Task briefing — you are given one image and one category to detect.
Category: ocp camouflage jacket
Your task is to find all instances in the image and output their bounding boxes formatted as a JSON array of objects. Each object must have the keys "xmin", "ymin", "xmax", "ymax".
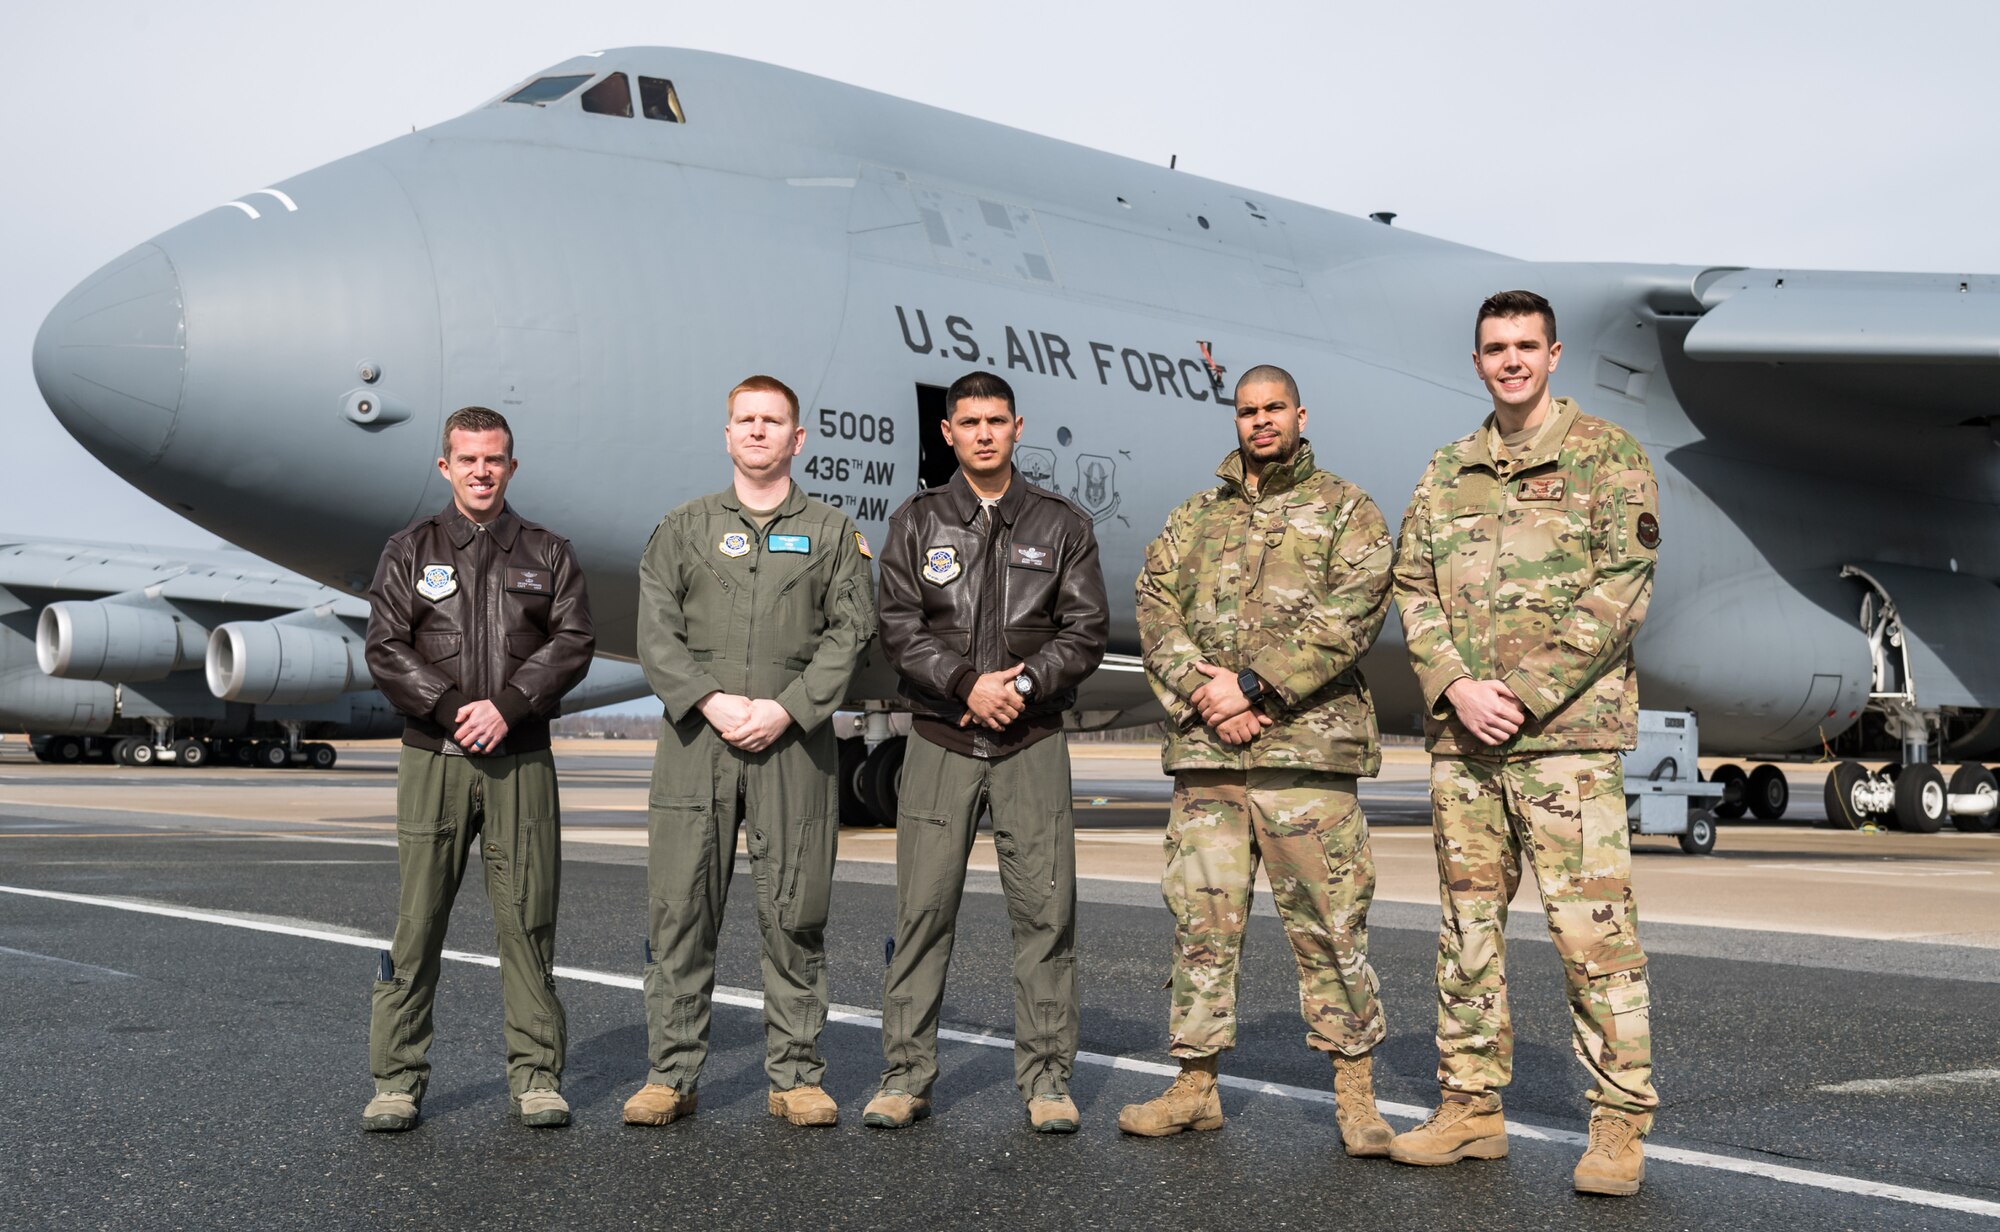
[
  {"xmin": 1137, "ymin": 441, "xmax": 1393, "ymax": 776},
  {"xmin": 1393, "ymin": 397, "xmax": 1658, "ymax": 755}
]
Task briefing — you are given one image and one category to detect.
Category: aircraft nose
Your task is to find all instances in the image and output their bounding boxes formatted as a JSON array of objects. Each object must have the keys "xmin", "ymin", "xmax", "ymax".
[{"xmin": 33, "ymin": 243, "xmax": 186, "ymax": 472}]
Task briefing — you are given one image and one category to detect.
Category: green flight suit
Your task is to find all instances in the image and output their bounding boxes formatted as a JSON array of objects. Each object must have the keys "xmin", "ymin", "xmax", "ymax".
[{"xmin": 636, "ymin": 483, "xmax": 876, "ymax": 1093}]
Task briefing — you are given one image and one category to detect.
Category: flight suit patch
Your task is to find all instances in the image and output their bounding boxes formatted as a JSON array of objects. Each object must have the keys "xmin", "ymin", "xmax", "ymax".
[
  {"xmin": 768, "ymin": 534, "xmax": 811, "ymax": 554},
  {"xmin": 505, "ymin": 566, "xmax": 549, "ymax": 593},
  {"xmin": 853, "ymin": 531, "xmax": 873, "ymax": 559},
  {"xmin": 1636, "ymin": 512, "xmax": 1661, "ymax": 549},
  {"xmin": 922, "ymin": 546, "xmax": 961, "ymax": 585},
  {"xmin": 416, "ymin": 564, "xmax": 457, "ymax": 601},
  {"xmin": 719, "ymin": 532, "xmax": 751, "ymax": 558},
  {"xmin": 1008, "ymin": 543, "xmax": 1054, "ymax": 571},
  {"xmin": 1517, "ymin": 476, "xmax": 1566, "ymax": 502}
]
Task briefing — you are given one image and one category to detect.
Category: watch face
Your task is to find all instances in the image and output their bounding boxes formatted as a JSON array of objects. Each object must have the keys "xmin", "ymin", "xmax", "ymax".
[{"xmin": 1015, "ymin": 676, "xmax": 1034, "ymax": 695}]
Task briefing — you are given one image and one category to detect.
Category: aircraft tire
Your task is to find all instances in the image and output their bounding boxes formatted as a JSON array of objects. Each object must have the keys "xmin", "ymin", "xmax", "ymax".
[
  {"xmin": 130, "ymin": 741, "xmax": 156, "ymax": 766},
  {"xmin": 1947, "ymin": 763, "xmax": 1998, "ymax": 833},
  {"xmin": 1677, "ymin": 810, "xmax": 1717, "ymax": 855},
  {"xmin": 1893, "ymin": 763, "xmax": 1947, "ymax": 833},
  {"xmin": 858, "ymin": 736, "xmax": 905, "ymax": 827},
  {"xmin": 49, "ymin": 736, "xmax": 85, "ymax": 764},
  {"xmin": 837, "ymin": 737, "xmax": 869, "ymax": 826},
  {"xmin": 1747, "ymin": 764, "xmax": 1789, "ymax": 820},
  {"xmin": 253, "ymin": 741, "xmax": 289, "ymax": 769},
  {"xmin": 306, "ymin": 743, "xmax": 337, "ymax": 770},
  {"xmin": 174, "ymin": 738, "xmax": 208, "ymax": 768},
  {"xmin": 111, "ymin": 738, "xmax": 138, "ymax": 766},
  {"xmin": 1821, "ymin": 761, "xmax": 1869, "ymax": 829},
  {"xmin": 1708, "ymin": 763, "xmax": 1748, "ymax": 819},
  {"xmin": 232, "ymin": 741, "xmax": 256, "ymax": 766}
]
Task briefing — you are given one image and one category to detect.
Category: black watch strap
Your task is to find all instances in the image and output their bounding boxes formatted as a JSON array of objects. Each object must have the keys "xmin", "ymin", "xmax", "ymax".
[{"xmin": 1237, "ymin": 669, "xmax": 1265, "ymax": 704}]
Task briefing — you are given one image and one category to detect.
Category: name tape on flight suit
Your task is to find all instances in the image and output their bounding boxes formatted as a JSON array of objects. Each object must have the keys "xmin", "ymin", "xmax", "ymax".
[{"xmin": 768, "ymin": 534, "xmax": 811, "ymax": 553}]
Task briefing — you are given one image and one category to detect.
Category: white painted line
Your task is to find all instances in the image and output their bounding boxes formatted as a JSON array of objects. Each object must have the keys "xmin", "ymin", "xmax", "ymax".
[
  {"xmin": 4, "ymin": 882, "xmax": 1998, "ymax": 1219},
  {"xmin": 1817, "ymin": 1068, "xmax": 2000, "ymax": 1095},
  {"xmin": 247, "ymin": 188, "xmax": 298, "ymax": 212},
  {"xmin": 0, "ymin": 943, "xmax": 133, "ymax": 978},
  {"xmin": 1748, "ymin": 863, "xmax": 1991, "ymax": 878},
  {"xmin": 221, "ymin": 201, "xmax": 260, "ymax": 219}
]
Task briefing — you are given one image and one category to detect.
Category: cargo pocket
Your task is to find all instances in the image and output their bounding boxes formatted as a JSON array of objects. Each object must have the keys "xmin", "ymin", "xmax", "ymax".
[
  {"xmin": 1566, "ymin": 761, "xmax": 1645, "ymax": 979},
  {"xmin": 781, "ymin": 814, "xmax": 835, "ymax": 932},
  {"xmin": 646, "ymin": 795, "xmax": 713, "ymax": 906},
  {"xmin": 895, "ymin": 811, "xmax": 956, "ymax": 912},
  {"xmin": 993, "ymin": 821, "xmax": 1055, "ymax": 924},
  {"xmin": 517, "ymin": 811, "xmax": 559, "ymax": 933}
]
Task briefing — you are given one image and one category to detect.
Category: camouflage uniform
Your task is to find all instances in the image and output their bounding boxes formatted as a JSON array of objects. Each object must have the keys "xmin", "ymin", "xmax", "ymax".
[
  {"xmin": 1136, "ymin": 440, "xmax": 1393, "ymax": 1058},
  {"xmin": 1394, "ymin": 396, "xmax": 1660, "ymax": 1123}
]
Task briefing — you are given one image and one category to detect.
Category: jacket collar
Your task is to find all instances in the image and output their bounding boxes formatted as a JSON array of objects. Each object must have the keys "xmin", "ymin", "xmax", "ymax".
[
  {"xmin": 717, "ymin": 480, "xmax": 808, "ymax": 522},
  {"xmin": 1215, "ymin": 439, "xmax": 1317, "ymax": 500},
  {"xmin": 1460, "ymin": 397, "xmax": 1579, "ymax": 473},
  {"xmin": 441, "ymin": 503, "xmax": 520, "ymax": 551},
  {"xmin": 944, "ymin": 466, "xmax": 1028, "ymax": 527}
]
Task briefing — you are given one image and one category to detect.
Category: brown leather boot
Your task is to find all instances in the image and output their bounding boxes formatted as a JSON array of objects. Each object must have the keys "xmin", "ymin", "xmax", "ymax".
[
  {"xmin": 1332, "ymin": 1053, "xmax": 1393, "ymax": 1158},
  {"xmin": 768, "ymin": 1084, "xmax": 839, "ymax": 1127},
  {"xmin": 1388, "ymin": 1093, "xmax": 1508, "ymax": 1165},
  {"xmin": 622, "ymin": 1083, "xmax": 697, "ymax": 1126},
  {"xmin": 1573, "ymin": 1107, "xmax": 1647, "ymax": 1196},
  {"xmin": 1117, "ymin": 1056, "xmax": 1224, "ymax": 1137}
]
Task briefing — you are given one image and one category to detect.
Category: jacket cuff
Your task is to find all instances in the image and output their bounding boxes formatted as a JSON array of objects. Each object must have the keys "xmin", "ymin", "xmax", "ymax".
[
  {"xmin": 494, "ymin": 685, "xmax": 535, "ymax": 728},
  {"xmin": 431, "ymin": 689, "xmax": 470, "ymax": 728},
  {"xmin": 1419, "ymin": 666, "xmax": 1469, "ymax": 719},
  {"xmin": 1501, "ymin": 668, "xmax": 1561, "ymax": 724},
  {"xmin": 948, "ymin": 664, "xmax": 978, "ymax": 701}
]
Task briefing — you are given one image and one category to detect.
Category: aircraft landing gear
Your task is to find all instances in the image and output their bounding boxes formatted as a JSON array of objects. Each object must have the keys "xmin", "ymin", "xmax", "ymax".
[
  {"xmin": 174, "ymin": 738, "xmax": 209, "ymax": 768},
  {"xmin": 856, "ymin": 737, "xmax": 906, "ymax": 827},
  {"xmin": 253, "ymin": 740, "xmax": 289, "ymax": 769},
  {"xmin": 1821, "ymin": 760, "xmax": 1886, "ymax": 829},
  {"xmin": 1893, "ymin": 763, "xmax": 1947, "ymax": 833},
  {"xmin": 305, "ymin": 742, "xmax": 337, "ymax": 769},
  {"xmin": 1948, "ymin": 763, "xmax": 1998, "ymax": 833},
  {"xmin": 1746, "ymin": 764, "xmax": 1790, "ymax": 820}
]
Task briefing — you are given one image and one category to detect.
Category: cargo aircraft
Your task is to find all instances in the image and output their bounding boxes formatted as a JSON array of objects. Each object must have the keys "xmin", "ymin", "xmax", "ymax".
[{"xmin": 31, "ymin": 50, "xmax": 2000, "ymax": 829}]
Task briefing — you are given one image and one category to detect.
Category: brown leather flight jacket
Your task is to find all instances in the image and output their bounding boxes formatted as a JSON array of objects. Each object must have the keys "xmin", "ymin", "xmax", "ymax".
[
  {"xmin": 877, "ymin": 468, "xmax": 1109, "ymax": 756},
  {"xmin": 365, "ymin": 504, "xmax": 595, "ymax": 754}
]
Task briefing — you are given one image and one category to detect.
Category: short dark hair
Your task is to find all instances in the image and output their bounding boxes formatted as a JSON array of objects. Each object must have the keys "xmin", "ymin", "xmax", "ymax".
[
  {"xmin": 1475, "ymin": 290, "xmax": 1558, "ymax": 346},
  {"xmin": 441, "ymin": 406, "xmax": 513, "ymax": 458},
  {"xmin": 727, "ymin": 374, "xmax": 800, "ymax": 424},
  {"xmin": 945, "ymin": 370, "xmax": 1015, "ymax": 418},
  {"xmin": 1234, "ymin": 364, "xmax": 1300, "ymax": 406}
]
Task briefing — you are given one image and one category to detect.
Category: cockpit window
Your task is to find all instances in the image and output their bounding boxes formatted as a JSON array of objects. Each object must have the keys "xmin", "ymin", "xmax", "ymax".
[
  {"xmin": 581, "ymin": 73, "xmax": 633, "ymax": 118},
  {"xmin": 504, "ymin": 75, "xmax": 591, "ymax": 106},
  {"xmin": 639, "ymin": 77, "xmax": 686, "ymax": 123}
]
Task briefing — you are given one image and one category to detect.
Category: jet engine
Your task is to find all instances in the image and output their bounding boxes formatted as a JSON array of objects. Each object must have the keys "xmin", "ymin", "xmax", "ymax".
[
  {"xmin": 206, "ymin": 619, "xmax": 371, "ymax": 705},
  {"xmin": 37, "ymin": 597, "xmax": 201, "ymax": 682}
]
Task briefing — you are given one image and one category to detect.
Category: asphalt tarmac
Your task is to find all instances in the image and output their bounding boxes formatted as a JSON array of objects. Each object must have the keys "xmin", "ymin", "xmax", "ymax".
[{"xmin": 2, "ymin": 742, "xmax": 1997, "ymax": 1229}]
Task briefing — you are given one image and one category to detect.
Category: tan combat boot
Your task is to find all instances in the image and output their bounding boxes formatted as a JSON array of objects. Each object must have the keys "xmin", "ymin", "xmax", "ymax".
[
  {"xmin": 1573, "ymin": 1107, "xmax": 1647, "ymax": 1196},
  {"xmin": 768, "ymin": 1084, "xmax": 839, "ymax": 1127},
  {"xmin": 1332, "ymin": 1053, "xmax": 1393, "ymax": 1157},
  {"xmin": 1117, "ymin": 1056, "xmax": 1224, "ymax": 1137},
  {"xmin": 622, "ymin": 1083, "xmax": 697, "ymax": 1126},
  {"xmin": 861, "ymin": 1088, "xmax": 931, "ymax": 1129},
  {"xmin": 514, "ymin": 1088, "xmax": 570, "ymax": 1128},
  {"xmin": 1028, "ymin": 1093, "xmax": 1079, "ymax": 1134},
  {"xmin": 1388, "ymin": 1093, "xmax": 1508, "ymax": 1165},
  {"xmin": 361, "ymin": 1090, "xmax": 419, "ymax": 1133}
]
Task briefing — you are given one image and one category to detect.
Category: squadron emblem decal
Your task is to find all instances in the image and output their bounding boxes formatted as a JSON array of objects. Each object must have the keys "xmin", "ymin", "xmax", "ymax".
[
  {"xmin": 719, "ymin": 532, "xmax": 751, "ymax": 558},
  {"xmin": 922, "ymin": 546, "xmax": 961, "ymax": 585},
  {"xmin": 416, "ymin": 564, "xmax": 457, "ymax": 601}
]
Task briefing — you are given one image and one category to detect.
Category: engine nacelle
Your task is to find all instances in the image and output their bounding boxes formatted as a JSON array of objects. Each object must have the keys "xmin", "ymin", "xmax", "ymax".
[
  {"xmin": 206, "ymin": 620, "xmax": 372, "ymax": 705},
  {"xmin": 37, "ymin": 598, "xmax": 199, "ymax": 682}
]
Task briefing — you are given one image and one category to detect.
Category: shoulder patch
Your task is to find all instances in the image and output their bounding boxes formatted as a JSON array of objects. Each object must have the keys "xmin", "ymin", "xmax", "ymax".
[{"xmin": 853, "ymin": 530, "xmax": 873, "ymax": 558}]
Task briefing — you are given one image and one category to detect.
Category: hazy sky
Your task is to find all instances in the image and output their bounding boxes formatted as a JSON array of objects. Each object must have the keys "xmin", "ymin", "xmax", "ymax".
[{"xmin": 6, "ymin": 0, "xmax": 1998, "ymax": 547}]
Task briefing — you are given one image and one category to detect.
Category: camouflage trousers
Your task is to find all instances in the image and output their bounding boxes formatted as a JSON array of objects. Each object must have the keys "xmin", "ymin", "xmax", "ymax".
[
  {"xmin": 1428, "ymin": 752, "xmax": 1657, "ymax": 1122},
  {"xmin": 1161, "ymin": 768, "xmax": 1385, "ymax": 1059}
]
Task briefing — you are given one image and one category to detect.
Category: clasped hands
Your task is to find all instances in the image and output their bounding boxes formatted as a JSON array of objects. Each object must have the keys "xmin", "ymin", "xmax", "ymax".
[
  {"xmin": 1190, "ymin": 662, "xmax": 1272, "ymax": 746},
  {"xmin": 697, "ymin": 692, "xmax": 794, "ymax": 753},
  {"xmin": 959, "ymin": 663, "xmax": 1028, "ymax": 731},
  {"xmin": 1444, "ymin": 677, "xmax": 1528, "ymax": 745},
  {"xmin": 453, "ymin": 699, "xmax": 509, "ymax": 754}
]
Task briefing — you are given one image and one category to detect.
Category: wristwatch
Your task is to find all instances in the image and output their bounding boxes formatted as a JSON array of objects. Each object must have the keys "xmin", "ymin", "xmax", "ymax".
[
  {"xmin": 1237, "ymin": 669, "xmax": 1265, "ymax": 705},
  {"xmin": 1014, "ymin": 672, "xmax": 1036, "ymax": 699}
]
